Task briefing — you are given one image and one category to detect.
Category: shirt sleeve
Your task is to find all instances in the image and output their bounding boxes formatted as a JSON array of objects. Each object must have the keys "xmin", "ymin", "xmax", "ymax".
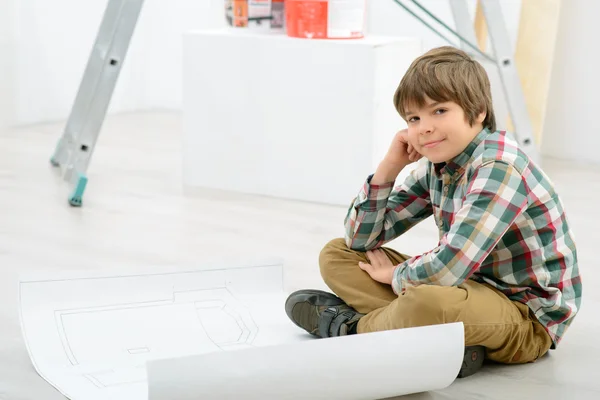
[
  {"xmin": 391, "ymin": 160, "xmax": 530, "ymax": 294},
  {"xmin": 344, "ymin": 161, "xmax": 433, "ymax": 251}
]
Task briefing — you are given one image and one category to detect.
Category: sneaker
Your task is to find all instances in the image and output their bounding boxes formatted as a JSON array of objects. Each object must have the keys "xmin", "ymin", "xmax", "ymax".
[
  {"xmin": 284, "ymin": 289, "xmax": 485, "ymax": 378},
  {"xmin": 458, "ymin": 345, "xmax": 486, "ymax": 378},
  {"xmin": 284, "ymin": 289, "xmax": 363, "ymax": 338}
]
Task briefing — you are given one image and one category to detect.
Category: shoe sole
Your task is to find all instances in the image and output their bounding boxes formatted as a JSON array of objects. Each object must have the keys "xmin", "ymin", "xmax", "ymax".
[
  {"xmin": 284, "ymin": 289, "xmax": 345, "ymax": 331},
  {"xmin": 457, "ymin": 345, "xmax": 486, "ymax": 378}
]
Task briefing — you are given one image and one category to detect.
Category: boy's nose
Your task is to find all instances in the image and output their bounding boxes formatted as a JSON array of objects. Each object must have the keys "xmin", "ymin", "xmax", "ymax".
[{"xmin": 419, "ymin": 123, "xmax": 434, "ymax": 135}]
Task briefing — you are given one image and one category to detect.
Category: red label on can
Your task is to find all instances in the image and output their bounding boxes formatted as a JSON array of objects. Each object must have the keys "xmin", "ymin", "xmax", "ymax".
[{"xmin": 286, "ymin": 1, "xmax": 329, "ymax": 39}]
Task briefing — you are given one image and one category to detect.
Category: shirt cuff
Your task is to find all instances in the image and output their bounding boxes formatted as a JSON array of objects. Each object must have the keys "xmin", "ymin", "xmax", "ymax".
[
  {"xmin": 356, "ymin": 174, "xmax": 394, "ymax": 211},
  {"xmin": 391, "ymin": 264, "xmax": 405, "ymax": 295}
]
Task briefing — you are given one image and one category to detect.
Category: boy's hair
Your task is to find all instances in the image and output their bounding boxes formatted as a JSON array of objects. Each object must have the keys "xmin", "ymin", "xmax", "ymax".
[{"xmin": 394, "ymin": 46, "xmax": 496, "ymax": 132}]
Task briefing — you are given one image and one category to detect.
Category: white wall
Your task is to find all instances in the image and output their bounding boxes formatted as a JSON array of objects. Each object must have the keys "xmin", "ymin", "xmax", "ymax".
[
  {"xmin": 14, "ymin": 0, "xmax": 594, "ymax": 164},
  {"xmin": 12, "ymin": 0, "xmax": 524, "ymax": 127},
  {"xmin": 366, "ymin": 0, "xmax": 523, "ymax": 52},
  {"xmin": 0, "ymin": 0, "xmax": 17, "ymax": 130},
  {"xmin": 15, "ymin": 0, "xmax": 222, "ymax": 125},
  {"xmin": 542, "ymin": 1, "xmax": 600, "ymax": 164}
]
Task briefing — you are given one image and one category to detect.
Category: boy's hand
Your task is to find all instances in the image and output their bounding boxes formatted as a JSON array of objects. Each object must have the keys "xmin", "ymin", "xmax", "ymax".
[
  {"xmin": 358, "ymin": 249, "xmax": 398, "ymax": 285},
  {"xmin": 372, "ymin": 130, "xmax": 423, "ymax": 184},
  {"xmin": 384, "ymin": 129, "xmax": 422, "ymax": 169}
]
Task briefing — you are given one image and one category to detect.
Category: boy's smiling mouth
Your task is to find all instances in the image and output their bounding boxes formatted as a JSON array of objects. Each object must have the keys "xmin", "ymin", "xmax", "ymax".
[{"xmin": 422, "ymin": 139, "xmax": 445, "ymax": 148}]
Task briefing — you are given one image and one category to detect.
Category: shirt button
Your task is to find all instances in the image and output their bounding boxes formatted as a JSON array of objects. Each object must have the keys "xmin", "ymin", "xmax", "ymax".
[{"xmin": 443, "ymin": 186, "xmax": 449, "ymax": 195}]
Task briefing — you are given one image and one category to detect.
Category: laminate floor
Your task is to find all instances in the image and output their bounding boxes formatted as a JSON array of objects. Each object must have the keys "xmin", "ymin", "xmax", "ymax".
[{"xmin": 1, "ymin": 112, "xmax": 598, "ymax": 399}]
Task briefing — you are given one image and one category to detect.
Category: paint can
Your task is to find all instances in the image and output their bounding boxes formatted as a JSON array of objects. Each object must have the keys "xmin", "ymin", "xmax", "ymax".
[
  {"xmin": 225, "ymin": 0, "xmax": 273, "ymax": 29},
  {"xmin": 286, "ymin": 0, "xmax": 366, "ymax": 39}
]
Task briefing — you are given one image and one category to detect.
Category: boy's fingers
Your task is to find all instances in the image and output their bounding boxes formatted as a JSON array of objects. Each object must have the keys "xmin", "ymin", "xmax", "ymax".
[
  {"xmin": 378, "ymin": 250, "xmax": 391, "ymax": 266},
  {"xmin": 374, "ymin": 249, "xmax": 387, "ymax": 265},
  {"xmin": 358, "ymin": 261, "xmax": 371, "ymax": 272},
  {"xmin": 365, "ymin": 252, "xmax": 377, "ymax": 267}
]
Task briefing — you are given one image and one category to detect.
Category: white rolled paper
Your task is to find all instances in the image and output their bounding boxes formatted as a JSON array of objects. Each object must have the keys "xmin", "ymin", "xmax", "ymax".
[
  {"xmin": 147, "ymin": 322, "xmax": 464, "ymax": 400},
  {"xmin": 19, "ymin": 261, "xmax": 464, "ymax": 400}
]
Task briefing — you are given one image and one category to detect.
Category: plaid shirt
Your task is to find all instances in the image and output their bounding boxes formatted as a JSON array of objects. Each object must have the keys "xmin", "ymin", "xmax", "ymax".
[{"xmin": 344, "ymin": 128, "xmax": 582, "ymax": 348}]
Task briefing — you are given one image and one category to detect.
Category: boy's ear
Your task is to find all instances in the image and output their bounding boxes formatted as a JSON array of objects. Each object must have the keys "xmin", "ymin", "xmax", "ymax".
[{"xmin": 476, "ymin": 111, "xmax": 486, "ymax": 124}]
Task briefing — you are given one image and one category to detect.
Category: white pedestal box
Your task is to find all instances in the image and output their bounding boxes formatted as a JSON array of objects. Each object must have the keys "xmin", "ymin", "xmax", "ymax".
[{"xmin": 182, "ymin": 30, "xmax": 421, "ymax": 206}]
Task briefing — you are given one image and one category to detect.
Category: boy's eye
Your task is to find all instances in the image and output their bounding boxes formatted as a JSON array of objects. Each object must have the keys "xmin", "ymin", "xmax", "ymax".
[
  {"xmin": 434, "ymin": 108, "xmax": 447, "ymax": 115},
  {"xmin": 408, "ymin": 116, "xmax": 419, "ymax": 123}
]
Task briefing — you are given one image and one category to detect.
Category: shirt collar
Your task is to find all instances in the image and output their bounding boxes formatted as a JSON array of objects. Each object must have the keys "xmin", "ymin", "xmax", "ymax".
[{"xmin": 433, "ymin": 128, "xmax": 491, "ymax": 178}]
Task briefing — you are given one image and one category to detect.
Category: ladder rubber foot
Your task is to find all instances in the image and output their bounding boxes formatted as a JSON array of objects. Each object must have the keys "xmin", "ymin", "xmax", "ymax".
[
  {"xmin": 68, "ymin": 174, "xmax": 88, "ymax": 207},
  {"xmin": 69, "ymin": 196, "xmax": 82, "ymax": 207}
]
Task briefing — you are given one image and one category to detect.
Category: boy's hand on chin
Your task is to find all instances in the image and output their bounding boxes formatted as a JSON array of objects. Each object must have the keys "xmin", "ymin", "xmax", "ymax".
[
  {"xmin": 372, "ymin": 129, "xmax": 423, "ymax": 185},
  {"xmin": 384, "ymin": 129, "xmax": 423, "ymax": 169}
]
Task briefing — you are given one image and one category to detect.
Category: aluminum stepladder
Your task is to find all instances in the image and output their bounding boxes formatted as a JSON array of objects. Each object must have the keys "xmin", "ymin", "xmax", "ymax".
[
  {"xmin": 393, "ymin": 0, "xmax": 540, "ymax": 165},
  {"xmin": 50, "ymin": 0, "xmax": 145, "ymax": 206}
]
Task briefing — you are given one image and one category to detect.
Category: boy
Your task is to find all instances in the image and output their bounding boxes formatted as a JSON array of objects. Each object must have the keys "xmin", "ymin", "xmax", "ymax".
[{"xmin": 284, "ymin": 46, "xmax": 582, "ymax": 377}]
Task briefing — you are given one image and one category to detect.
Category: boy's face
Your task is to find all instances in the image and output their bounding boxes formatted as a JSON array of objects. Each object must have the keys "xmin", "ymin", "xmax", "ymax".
[{"xmin": 404, "ymin": 97, "xmax": 486, "ymax": 164}]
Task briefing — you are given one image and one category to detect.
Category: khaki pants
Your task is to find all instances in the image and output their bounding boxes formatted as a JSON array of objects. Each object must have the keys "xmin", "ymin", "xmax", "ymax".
[{"xmin": 319, "ymin": 238, "xmax": 553, "ymax": 364}]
